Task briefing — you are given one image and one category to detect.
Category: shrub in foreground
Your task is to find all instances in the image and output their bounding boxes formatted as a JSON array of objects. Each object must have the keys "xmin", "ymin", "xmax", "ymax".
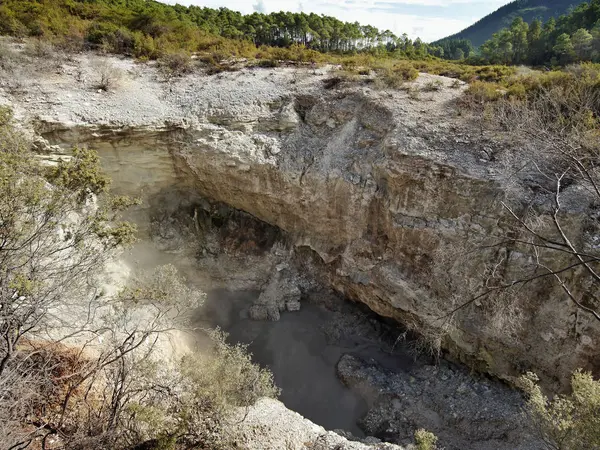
[{"xmin": 519, "ymin": 370, "xmax": 600, "ymax": 450}]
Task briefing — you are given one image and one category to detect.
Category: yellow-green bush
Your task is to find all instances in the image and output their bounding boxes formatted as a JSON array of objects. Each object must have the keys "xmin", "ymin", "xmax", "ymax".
[
  {"xmin": 414, "ymin": 429, "xmax": 439, "ymax": 450},
  {"xmin": 519, "ymin": 370, "xmax": 600, "ymax": 450},
  {"xmin": 506, "ymin": 82, "xmax": 527, "ymax": 100},
  {"xmin": 464, "ymin": 81, "xmax": 504, "ymax": 103}
]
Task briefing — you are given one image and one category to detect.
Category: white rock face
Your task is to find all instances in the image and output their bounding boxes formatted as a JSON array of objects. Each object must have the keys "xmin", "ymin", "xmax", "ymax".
[
  {"xmin": 6, "ymin": 52, "xmax": 599, "ymax": 391},
  {"xmin": 230, "ymin": 398, "xmax": 403, "ymax": 450}
]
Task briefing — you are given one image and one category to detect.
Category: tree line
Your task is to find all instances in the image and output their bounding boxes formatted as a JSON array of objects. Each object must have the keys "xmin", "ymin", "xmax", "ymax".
[{"xmin": 0, "ymin": 0, "xmax": 457, "ymax": 60}]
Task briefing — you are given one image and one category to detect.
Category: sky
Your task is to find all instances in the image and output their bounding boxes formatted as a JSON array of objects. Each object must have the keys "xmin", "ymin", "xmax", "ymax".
[{"xmin": 163, "ymin": 0, "xmax": 512, "ymax": 42}]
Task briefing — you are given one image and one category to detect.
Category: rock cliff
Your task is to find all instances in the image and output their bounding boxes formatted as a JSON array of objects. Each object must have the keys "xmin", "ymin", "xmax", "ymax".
[{"xmin": 6, "ymin": 52, "xmax": 598, "ymax": 389}]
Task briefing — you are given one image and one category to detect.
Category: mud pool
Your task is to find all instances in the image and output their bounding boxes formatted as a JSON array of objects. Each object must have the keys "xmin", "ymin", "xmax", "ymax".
[{"xmin": 196, "ymin": 289, "xmax": 418, "ymax": 437}]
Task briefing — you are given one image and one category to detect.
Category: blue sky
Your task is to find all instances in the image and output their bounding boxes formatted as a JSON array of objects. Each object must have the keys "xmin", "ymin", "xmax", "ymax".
[{"xmin": 163, "ymin": 0, "xmax": 511, "ymax": 42}]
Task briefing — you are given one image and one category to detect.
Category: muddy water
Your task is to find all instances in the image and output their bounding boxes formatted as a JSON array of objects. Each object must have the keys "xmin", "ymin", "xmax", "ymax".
[{"xmin": 197, "ymin": 290, "xmax": 400, "ymax": 437}]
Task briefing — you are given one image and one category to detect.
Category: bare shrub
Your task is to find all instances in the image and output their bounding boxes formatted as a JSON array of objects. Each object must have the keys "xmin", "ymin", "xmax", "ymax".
[
  {"xmin": 158, "ymin": 52, "xmax": 194, "ymax": 78},
  {"xmin": 94, "ymin": 61, "xmax": 124, "ymax": 91},
  {"xmin": 451, "ymin": 79, "xmax": 462, "ymax": 89},
  {"xmin": 438, "ymin": 69, "xmax": 600, "ymax": 350},
  {"xmin": 421, "ymin": 79, "xmax": 444, "ymax": 92},
  {"xmin": 24, "ymin": 38, "xmax": 55, "ymax": 58},
  {"xmin": 407, "ymin": 86, "xmax": 421, "ymax": 100},
  {"xmin": 486, "ymin": 80, "xmax": 600, "ymax": 323},
  {"xmin": 0, "ymin": 40, "xmax": 25, "ymax": 73}
]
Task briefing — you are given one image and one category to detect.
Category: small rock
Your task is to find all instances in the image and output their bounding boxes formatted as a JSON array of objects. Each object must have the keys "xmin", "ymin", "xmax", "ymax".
[{"xmin": 286, "ymin": 299, "xmax": 301, "ymax": 312}]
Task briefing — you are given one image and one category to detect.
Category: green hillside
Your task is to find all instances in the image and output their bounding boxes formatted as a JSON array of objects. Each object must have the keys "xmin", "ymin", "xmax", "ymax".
[{"xmin": 437, "ymin": 0, "xmax": 587, "ymax": 47}]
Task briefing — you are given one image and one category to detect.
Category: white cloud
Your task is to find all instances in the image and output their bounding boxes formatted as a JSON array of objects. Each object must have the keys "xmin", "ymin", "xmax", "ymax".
[
  {"xmin": 162, "ymin": 0, "xmax": 507, "ymax": 42},
  {"xmin": 253, "ymin": 0, "xmax": 266, "ymax": 12}
]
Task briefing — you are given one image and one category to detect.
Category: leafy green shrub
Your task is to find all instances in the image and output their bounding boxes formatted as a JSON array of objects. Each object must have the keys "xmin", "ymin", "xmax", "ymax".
[
  {"xmin": 393, "ymin": 61, "xmax": 419, "ymax": 81},
  {"xmin": 133, "ymin": 31, "xmax": 158, "ymax": 59},
  {"xmin": 340, "ymin": 53, "xmax": 376, "ymax": 72},
  {"xmin": 182, "ymin": 329, "xmax": 279, "ymax": 410},
  {"xmin": 48, "ymin": 146, "xmax": 111, "ymax": 198},
  {"xmin": 414, "ymin": 428, "xmax": 438, "ymax": 450},
  {"xmin": 474, "ymin": 65, "xmax": 516, "ymax": 82},
  {"xmin": 120, "ymin": 330, "xmax": 279, "ymax": 450},
  {"xmin": 0, "ymin": 119, "xmax": 277, "ymax": 448},
  {"xmin": 0, "ymin": 6, "xmax": 27, "ymax": 37},
  {"xmin": 373, "ymin": 61, "xmax": 419, "ymax": 89},
  {"xmin": 0, "ymin": 105, "xmax": 12, "ymax": 126},
  {"xmin": 506, "ymin": 82, "xmax": 527, "ymax": 100},
  {"xmin": 519, "ymin": 370, "xmax": 600, "ymax": 450}
]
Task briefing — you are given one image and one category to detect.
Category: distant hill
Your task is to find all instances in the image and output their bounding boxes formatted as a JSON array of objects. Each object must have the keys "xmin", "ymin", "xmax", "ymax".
[{"xmin": 436, "ymin": 0, "xmax": 587, "ymax": 47}]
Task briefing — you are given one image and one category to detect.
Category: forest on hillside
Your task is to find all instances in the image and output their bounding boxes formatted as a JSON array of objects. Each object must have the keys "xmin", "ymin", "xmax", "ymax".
[
  {"xmin": 477, "ymin": 0, "xmax": 600, "ymax": 65},
  {"xmin": 438, "ymin": 0, "xmax": 587, "ymax": 47}
]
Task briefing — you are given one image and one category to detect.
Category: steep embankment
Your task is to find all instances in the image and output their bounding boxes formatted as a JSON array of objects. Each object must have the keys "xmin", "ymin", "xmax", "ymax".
[{"xmin": 5, "ymin": 50, "xmax": 598, "ymax": 391}]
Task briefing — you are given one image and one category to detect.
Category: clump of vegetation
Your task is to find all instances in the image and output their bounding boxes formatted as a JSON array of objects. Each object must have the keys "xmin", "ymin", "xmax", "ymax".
[
  {"xmin": 414, "ymin": 428, "xmax": 439, "ymax": 450},
  {"xmin": 370, "ymin": 60, "xmax": 419, "ymax": 89},
  {"xmin": 407, "ymin": 86, "xmax": 422, "ymax": 101},
  {"xmin": 23, "ymin": 38, "xmax": 55, "ymax": 58},
  {"xmin": 0, "ymin": 40, "xmax": 17, "ymax": 70},
  {"xmin": 450, "ymin": 79, "xmax": 463, "ymax": 88},
  {"xmin": 158, "ymin": 51, "xmax": 195, "ymax": 78},
  {"xmin": 519, "ymin": 370, "xmax": 600, "ymax": 450},
  {"xmin": 461, "ymin": 63, "xmax": 600, "ymax": 115},
  {"xmin": 94, "ymin": 60, "xmax": 124, "ymax": 91},
  {"xmin": 422, "ymin": 79, "xmax": 444, "ymax": 92},
  {"xmin": 463, "ymin": 80, "xmax": 503, "ymax": 103},
  {"xmin": 323, "ymin": 68, "xmax": 363, "ymax": 89},
  {"xmin": 409, "ymin": 60, "xmax": 515, "ymax": 82},
  {"xmin": 256, "ymin": 58, "xmax": 279, "ymax": 68}
]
